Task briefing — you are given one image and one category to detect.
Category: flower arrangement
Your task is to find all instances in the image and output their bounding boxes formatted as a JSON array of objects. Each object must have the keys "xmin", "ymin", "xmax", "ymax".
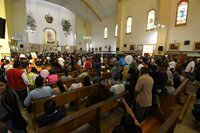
[
  {"xmin": 61, "ymin": 19, "xmax": 72, "ymax": 37},
  {"xmin": 27, "ymin": 13, "xmax": 37, "ymax": 31}
]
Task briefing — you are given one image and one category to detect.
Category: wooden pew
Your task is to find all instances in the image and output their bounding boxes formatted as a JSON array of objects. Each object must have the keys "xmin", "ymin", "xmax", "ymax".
[
  {"xmin": 157, "ymin": 110, "xmax": 180, "ymax": 133},
  {"xmin": 31, "ymin": 84, "xmax": 99, "ymax": 116},
  {"xmin": 32, "ymin": 90, "xmax": 77, "ymax": 116},
  {"xmin": 140, "ymin": 110, "xmax": 180, "ymax": 133},
  {"xmin": 140, "ymin": 79, "xmax": 190, "ymax": 133},
  {"xmin": 101, "ymin": 72, "xmax": 111, "ymax": 80},
  {"xmin": 171, "ymin": 78, "xmax": 189, "ymax": 104},
  {"xmin": 36, "ymin": 91, "xmax": 128, "ymax": 133}
]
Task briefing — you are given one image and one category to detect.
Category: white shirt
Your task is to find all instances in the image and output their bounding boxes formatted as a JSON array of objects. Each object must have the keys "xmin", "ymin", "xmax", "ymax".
[
  {"xmin": 185, "ymin": 61, "xmax": 195, "ymax": 73},
  {"xmin": 77, "ymin": 59, "xmax": 82, "ymax": 66},
  {"xmin": 169, "ymin": 61, "xmax": 176, "ymax": 69},
  {"xmin": 138, "ymin": 64, "xmax": 144, "ymax": 71},
  {"xmin": 110, "ymin": 84, "xmax": 125, "ymax": 94},
  {"xmin": 58, "ymin": 57, "xmax": 65, "ymax": 66},
  {"xmin": 4, "ymin": 64, "xmax": 13, "ymax": 71},
  {"xmin": 166, "ymin": 86, "xmax": 175, "ymax": 94},
  {"xmin": 68, "ymin": 83, "xmax": 83, "ymax": 91}
]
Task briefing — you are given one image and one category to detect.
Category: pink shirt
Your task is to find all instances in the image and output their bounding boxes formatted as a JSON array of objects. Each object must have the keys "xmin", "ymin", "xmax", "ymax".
[{"xmin": 47, "ymin": 74, "xmax": 58, "ymax": 83}]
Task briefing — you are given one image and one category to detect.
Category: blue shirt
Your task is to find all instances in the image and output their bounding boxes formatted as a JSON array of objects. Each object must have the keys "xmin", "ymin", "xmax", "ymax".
[
  {"xmin": 24, "ymin": 86, "xmax": 53, "ymax": 107},
  {"xmin": 119, "ymin": 57, "xmax": 127, "ymax": 67}
]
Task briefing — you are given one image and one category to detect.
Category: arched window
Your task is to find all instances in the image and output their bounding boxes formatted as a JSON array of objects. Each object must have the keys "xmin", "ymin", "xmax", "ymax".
[
  {"xmin": 147, "ymin": 9, "xmax": 156, "ymax": 30},
  {"xmin": 104, "ymin": 26, "xmax": 108, "ymax": 39},
  {"xmin": 175, "ymin": 0, "xmax": 189, "ymax": 26},
  {"xmin": 126, "ymin": 17, "xmax": 132, "ymax": 33},
  {"xmin": 115, "ymin": 24, "xmax": 118, "ymax": 37}
]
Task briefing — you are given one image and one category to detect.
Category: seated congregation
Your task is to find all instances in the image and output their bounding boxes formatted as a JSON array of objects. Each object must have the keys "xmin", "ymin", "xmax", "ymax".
[{"xmin": 0, "ymin": 52, "xmax": 198, "ymax": 133}]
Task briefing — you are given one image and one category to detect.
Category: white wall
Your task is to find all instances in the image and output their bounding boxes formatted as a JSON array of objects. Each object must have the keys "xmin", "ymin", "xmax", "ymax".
[
  {"xmin": 92, "ymin": 15, "xmax": 117, "ymax": 51},
  {"xmin": 122, "ymin": 0, "xmax": 158, "ymax": 51},
  {"xmin": 27, "ymin": 0, "xmax": 75, "ymax": 46},
  {"xmin": 167, "ymin": 0, "xmax": 200, "ymax": 52}
]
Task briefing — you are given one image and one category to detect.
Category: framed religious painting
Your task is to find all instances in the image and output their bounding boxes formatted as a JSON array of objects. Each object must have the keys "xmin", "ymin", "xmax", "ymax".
[
  {"xmin": 130, "ymin": 44, "xmax": 135, "ymax": 51},
  {"xmin": 44, "ymin": 28, "xmax": 56, "ymax": 44},
  {"xmin": 193, "ymin": 42, "xmax": 200, "ymax": 51},
  {"xmin": 169, "ymin": 43, "xmax": 180, "ymax": 51}
]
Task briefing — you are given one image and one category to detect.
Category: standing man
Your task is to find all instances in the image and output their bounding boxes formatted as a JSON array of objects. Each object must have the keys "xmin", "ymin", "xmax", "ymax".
[
  {"xmin": 185, "ymin": 57, "xmax": 195, "ymax": 81},
  {"xmin": 134, "ymin": 67, "xmax": 154, "ymax": 122},
  {"xmin": 6, "ymin": 60, "xmax": 30, "ymax": 106}
]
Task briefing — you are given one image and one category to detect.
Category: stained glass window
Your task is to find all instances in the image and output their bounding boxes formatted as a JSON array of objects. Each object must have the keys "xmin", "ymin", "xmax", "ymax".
[
  {"xmin": 104, "ymin": 26, "xmax": 108, "ymax": 39},
  {"xmin": 176, "ymin": 0, "xmax": 189, "ymax": 26},
  {"xmin": 115, "ymin": 24, "xmax": 118, "ymax": 37},
  {"xmin": 147, "ymin": 9, "xmax": 156, "ymax": 30},
  {"xmin": 126, "ymin": 17, "xmax": 132, "ymax": 33}
]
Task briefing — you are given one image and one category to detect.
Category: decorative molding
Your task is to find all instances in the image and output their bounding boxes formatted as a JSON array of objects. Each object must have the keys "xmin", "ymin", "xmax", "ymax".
[{"xmin": 81, "ymin": 0, "xmax": 102, "ymax": 21}]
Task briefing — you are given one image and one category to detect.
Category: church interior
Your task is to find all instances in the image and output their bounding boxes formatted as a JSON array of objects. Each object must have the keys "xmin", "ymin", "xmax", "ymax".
[{"xmin": 0, "ymin": 0, "xmax": 200, "ymax": 133}]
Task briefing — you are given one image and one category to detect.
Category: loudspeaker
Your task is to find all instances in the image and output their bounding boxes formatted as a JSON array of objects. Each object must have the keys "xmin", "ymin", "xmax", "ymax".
[
  {"xmin": 158, "ymin": 46, "xmax": 163, "ymax": 51},
  {"xmin": 20, "ymin": 44, "xmax": 24, "ymax": 48},
  {"xmin": 184, "ymin": 40, "xmax": 190, "ymax": 45},
  {"xmin": 116, "ymin": 47, "xmax": 119, "ymax": 51},
  {"xmin": 124, "ymin": 44, "xmax": 127, "ymax": 47},
  {"xmin": 0, "ymin": 18, "xmax": 6, "ymax": 39}
]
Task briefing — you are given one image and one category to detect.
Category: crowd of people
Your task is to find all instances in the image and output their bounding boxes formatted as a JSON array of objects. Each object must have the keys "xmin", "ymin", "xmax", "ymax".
[{"xmin": 0, "ymin": 51, "xmax": 199, "ymax": 132}]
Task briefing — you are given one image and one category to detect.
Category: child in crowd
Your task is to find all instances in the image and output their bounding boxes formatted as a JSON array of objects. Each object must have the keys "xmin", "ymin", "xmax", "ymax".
[{"xmin": 36, "ymin": 99, "xmax": 65, "ymax": 127}]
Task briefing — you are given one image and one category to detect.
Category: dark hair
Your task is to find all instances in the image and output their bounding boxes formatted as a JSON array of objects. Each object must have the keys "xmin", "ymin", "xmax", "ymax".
[
  {"xmin": 44, "ymin": 99, "xmax": 56, "ymax": 115},
  {"xmin": 35, "ymin": 76, "xmax": 44, "ymax": 87},
  {"xmin": 13, "ymin": 60, "xmax": 21, "ymax": 68},
  {"xmin": 31, "ymin": 67, "xmax": 38, "ymax": 73},
  {"xmin": 140, "ymin": 67, "xmax": 149, "ymax": 75},
  {"xmin": 64, "ymin": 70, "xmax": 69, "ymax": 76},
  {"xmin": 56, "ymin": 80, "xmax": 66, "ymax": 93},
  {"xmin": 83, "ymin": 76, "xmax": 91, "ymax": 86}
]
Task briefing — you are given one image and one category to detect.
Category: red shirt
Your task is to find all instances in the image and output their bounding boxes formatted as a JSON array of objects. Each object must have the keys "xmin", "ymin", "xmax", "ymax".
[{"xmin": 6, "ymin": 68, "xmax": 26, "ymax": 91}]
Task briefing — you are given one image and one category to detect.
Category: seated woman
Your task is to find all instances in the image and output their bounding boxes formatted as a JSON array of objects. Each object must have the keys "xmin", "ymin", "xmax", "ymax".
[
  {"xmin": 36, "ymin": 99, "xmax": 65, "ymax": 127},
  {"xmin": 92, "ymin": 71, "xmax": 101, "ymax": 84},
  {"xmin": 52, "ymin": 80, "xmax": 67, "ymax": 94},
  {"xmin": 47, "ymin": 70, "xmax": 58, "ymax": 84},
  {"xmin": 60, "ymin": 70, "xmax": 72, "ymax": 81},
  {"xmin": 24, "ymin": 76, "xmax": 53, "ymax": 107},
  {"xmin": 165, "ymin": 80, "xmax": 175, "ymax": 94},
  {"xmin": 68, "ymin": 79, "xmax": 83, "ymax": 91}
]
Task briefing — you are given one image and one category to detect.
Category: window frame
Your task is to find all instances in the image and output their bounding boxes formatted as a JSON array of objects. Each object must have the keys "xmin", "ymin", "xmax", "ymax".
[
  {"xmin": 175, "ymin": 0, "xmax": 189, "ymax": 26},
  {"xmin": 104, "ymin": 26, "xmax": 108, "ymax": 39},
  {"xmin": 115, "ymin": 24, "xmax": 118, "ymax": 38},
  {"xmin": 126, "ymin": 16, "xmax": 132, "ymax": 34},
  {"xmin": 146, "ymin": 9, "xmax": 156, "ymax": 31}
]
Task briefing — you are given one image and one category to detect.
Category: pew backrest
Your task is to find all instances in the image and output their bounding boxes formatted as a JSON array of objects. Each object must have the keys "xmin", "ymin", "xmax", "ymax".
[
  {"xmin": 101, "ymin": 72, "xmax": 111, "ymax": 80},
  {"xmin": 172, "ymin": 78, "xmax": 189, "ymax": 104},
  {"xmin": 32, "ymin": 84, "xmax": 99, "ymax": 116},
  {"xmin": 37, "ymin": 91, "xmax": 128, "ymax": 133}
]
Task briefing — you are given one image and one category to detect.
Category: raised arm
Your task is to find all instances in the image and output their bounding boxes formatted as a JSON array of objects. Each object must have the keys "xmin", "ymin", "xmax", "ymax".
[{"xmin": 121, "ymin": 98, "xmax": 140, "ymax": 126}]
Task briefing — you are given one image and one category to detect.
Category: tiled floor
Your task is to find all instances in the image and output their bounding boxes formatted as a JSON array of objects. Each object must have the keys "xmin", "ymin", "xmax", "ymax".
[{"xmin": 174, "ymin": 82, "xmax": 200, "ymax": 133}]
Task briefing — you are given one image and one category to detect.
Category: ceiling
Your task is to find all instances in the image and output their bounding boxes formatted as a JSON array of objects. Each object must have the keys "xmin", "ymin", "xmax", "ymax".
[{"xmin": 45, "ymin": 0, "xmax": 118, "ymax": 23}]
